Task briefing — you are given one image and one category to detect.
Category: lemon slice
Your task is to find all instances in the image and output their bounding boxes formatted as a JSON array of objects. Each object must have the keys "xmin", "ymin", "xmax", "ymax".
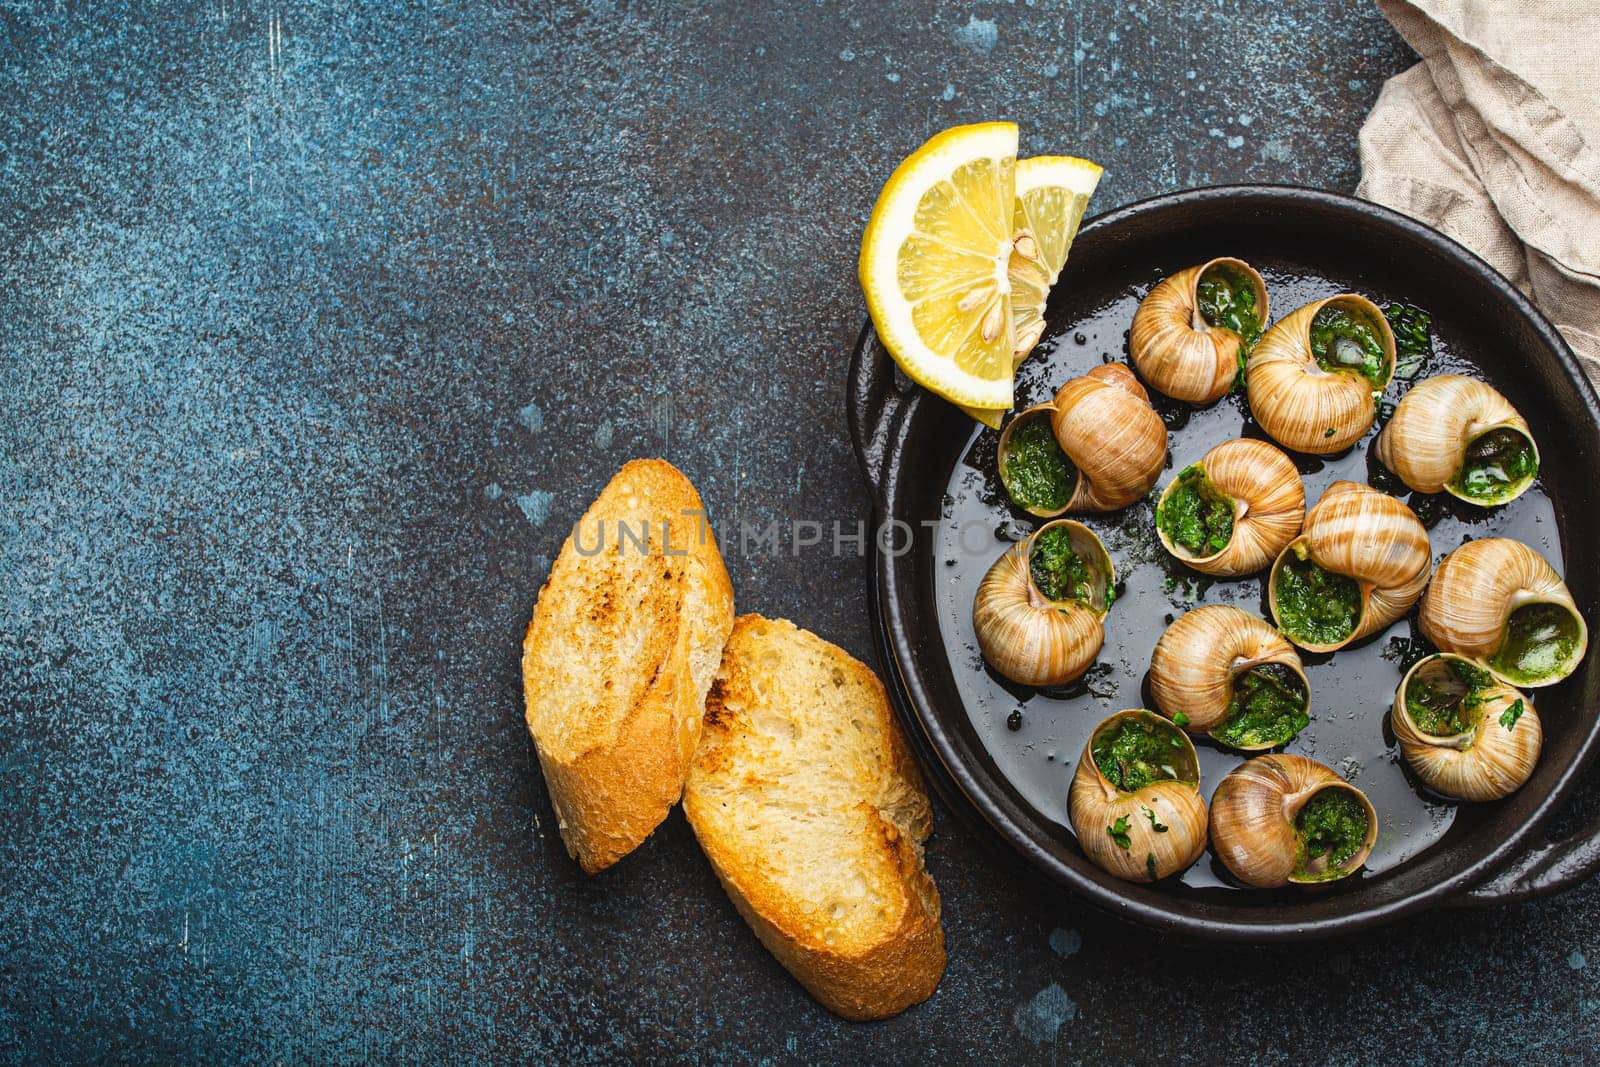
[
  {"xmin": 1009, "ymin": 155, "xmax": 1102, "ymax": 364},
  {"xmin": 960, "ymin": 156, "xmax": 1103, "ymax": 427},
  {"xmin": 859, "ymin": 122, "xmax": 1021, "ymax": 413}
]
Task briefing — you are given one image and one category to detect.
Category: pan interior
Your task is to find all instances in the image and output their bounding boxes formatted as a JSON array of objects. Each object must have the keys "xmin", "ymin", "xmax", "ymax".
[{"xmin": 885, "ymin": 191, "xmax": 1600, "ymax": 922}]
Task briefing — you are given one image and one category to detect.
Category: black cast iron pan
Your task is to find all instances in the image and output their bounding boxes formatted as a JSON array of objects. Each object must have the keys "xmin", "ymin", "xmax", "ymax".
[{"xmin": 848, "ymin": 185, "xmax": 1600, "ymax": 941}]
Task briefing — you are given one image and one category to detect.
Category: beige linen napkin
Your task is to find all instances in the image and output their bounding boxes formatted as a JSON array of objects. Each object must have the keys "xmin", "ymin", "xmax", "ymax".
[{"xmin": 1357, "ymin": 0, "xmax": 1600, "ymax": 382}]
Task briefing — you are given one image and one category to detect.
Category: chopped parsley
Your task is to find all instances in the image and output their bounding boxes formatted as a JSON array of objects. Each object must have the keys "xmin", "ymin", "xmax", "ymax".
[
  {"xmin": 1451, "ymin": 427, "xmax": 1538, "ymax": 503},
  {"xmin": 1029, "ymin": 524, "xmax": 1097, "ymax": 605},
  {"xmin": 1214, "ymin": 663, "xmax": 1310, "ymax": 749},
  {"xmin": 1108, "ymin": 815, "xmax": 1133, "ymax": 850},
  {"xmin": 1196, "ymin": 262, "xmax": 1263, "ymax": 394},
  {"xmin": 1092, "ymin": 715, "xmax": 1191, "ymax": 793},
  {"xmin": 1197, "ymin": 263, "xmax": 1263, "ymax": 346},
  {"xmin": 1383, "ymin": 303, "xmax": 1433, "ymax": 380},
  {"xmin": 1295, "ymin": 789, "xmax": 1370, "ymax": 876},
  {"xmin": 1405, "ymin": 657, "xmax": 1492, "ymax": 737},
  {"xmin": 1002, "ymin": 418, "xmax": 1076, "ymax": 514},
  {"xmin": 1499, "ymin": 698, "xmax": 1527, "ymax": 732},
  {"xmin": 1309, "ymin": 304, "xmax": 1390, "ymax": 387},
  {"xmin": 1274, "ymin": 548, "xmax": 1362, "ymax": 647},
  {"xmin": 1157, "ymin": 465, "xmax": 1235, "ymax": 558}
]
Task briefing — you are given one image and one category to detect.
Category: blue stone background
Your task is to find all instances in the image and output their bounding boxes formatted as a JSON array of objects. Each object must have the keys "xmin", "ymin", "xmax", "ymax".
[{"xmin": 2, "ymin": 1, "xmax": 1596, "ymax": 1061}]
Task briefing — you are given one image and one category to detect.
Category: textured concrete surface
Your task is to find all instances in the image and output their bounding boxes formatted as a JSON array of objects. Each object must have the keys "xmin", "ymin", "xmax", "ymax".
[{"xmin": 2, "ymin": 1, "xmax": 1597, "ymax": 1062}]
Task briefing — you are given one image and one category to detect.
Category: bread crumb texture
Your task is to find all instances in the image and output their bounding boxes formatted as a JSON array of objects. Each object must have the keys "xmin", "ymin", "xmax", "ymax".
[
  {"xmin": 685, "ymin": 614, "xmax": 945, "ymax": 1020},
  {"xmin": 522, "ymin": 459, "xmax": 734, "ymax": 873}
]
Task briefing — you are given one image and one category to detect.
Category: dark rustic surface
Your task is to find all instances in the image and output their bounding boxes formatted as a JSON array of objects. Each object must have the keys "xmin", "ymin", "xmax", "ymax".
[{"xmin": 3, "ymin": 1, "xmax": 1597, "ymax": 1062}]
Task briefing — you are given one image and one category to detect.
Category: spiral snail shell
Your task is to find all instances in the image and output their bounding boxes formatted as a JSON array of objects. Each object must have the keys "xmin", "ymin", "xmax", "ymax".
[
  {"xmin": 1069, "ymin": 710, "xmax": 1209, "ymax": 883},
  {"xmin": 1129, "ymin": 258, "xmax": 1269, "ymax": 403},
  {"xmin": 1148, "ymin": 606, "xmax": 1311, "ymax": 751},
  {"xmin": 1049, "ymin": 363, "xmax": 1169, "ymax": 511},
  {"xmin": 1417, "ymin": 538, "xmax": 1588, "ymax": 688},
  {"xmin": 1154, "ymin": 438, "xmax": 1305, "ymax": 576},
  {"xmin": 1267, "ymin": 480, "xmax": 1431, "ymax": 653},
  {"xmin": 1246, "ymin": 294, "xmax": 1396, "ymax": 454},
  {"xmin": 1373, "ymin": 375, "xmax": 1539, "ymax": 506},
  {"xmin": 1210, "ymin": 754, "xmax": 1378, "ymax": 887},
  {"xmin": 1391, "ymin": 653, "xmax": 1541, "ymax": 802},
  {"xmin": 972, "ymin": 519, "xmax": 1115, "ymax": 687}
]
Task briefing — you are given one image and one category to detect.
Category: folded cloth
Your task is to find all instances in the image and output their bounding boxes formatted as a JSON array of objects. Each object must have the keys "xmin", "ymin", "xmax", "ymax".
[{"xmin": 1357, "ymin": 0, "xmax": 1600, "ymax": 382}]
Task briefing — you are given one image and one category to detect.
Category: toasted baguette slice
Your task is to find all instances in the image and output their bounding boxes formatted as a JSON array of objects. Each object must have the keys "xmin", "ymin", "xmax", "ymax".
[
  {"xmin": 684, "ymin": 615, "xmax": 945, "ymax": 1020},
  {"xmin": 522, "ymin": 459, "xmax": 735, "ymax": 873}
]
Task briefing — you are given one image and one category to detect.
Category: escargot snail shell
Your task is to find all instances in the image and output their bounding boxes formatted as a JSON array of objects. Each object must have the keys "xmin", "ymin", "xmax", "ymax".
[
  {"xmin": 1210, "ymin": 754, "xmax": 1378, "ymax": 888},
  {"xmin": 1391, "ymin": 653, "xmax": 1541, "ymax": 802},
  {"xmin": 1373, "ymin": 374, "xmax": 1539, "ymax": 505},
  {"xmin": 1050, "ymin": 363, "xmax": 1169, "ymax": 511},
  {"xmin": 1267, "ymin": 480, "xmax": 1432, "ymax": 653},
  {"xmin": 1068, "ymin": 710, "xmax": 1209, "ymax": 883},
  {"xmin": 1148, "ymin": 605, "xmax": 1310, "ymax": 751},
  {"xmin": 972, "ymin": 520, "xmax": 1114, "ymax": 687},
  {"xmin": 1246, "ymin": 294, "xmax": 1396, "ymax": 454},
  {"xmin": 1129, "ymin": 258, "xmax": 1269, "ymax": 403},
  {"xmin": 1417, "ymin": 538, "xmax": 1588, "ymax": 688},
  {"xmin": 1155, "ymin": 438, "xmax": 1305, "ymax": 576}
]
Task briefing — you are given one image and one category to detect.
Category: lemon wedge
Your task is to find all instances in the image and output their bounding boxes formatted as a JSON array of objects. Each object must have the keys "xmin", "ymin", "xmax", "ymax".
[
  {"xmin": 859, "ymin": 122, "xmax": 1021, "ymax": 413},
  {"xmin": 960, "ymin": 155, "xmax": 1103, "ymax": 427},
  {"xmin": 1009, "ymin": 155, "xmax": 1102, "ymax": 365}
]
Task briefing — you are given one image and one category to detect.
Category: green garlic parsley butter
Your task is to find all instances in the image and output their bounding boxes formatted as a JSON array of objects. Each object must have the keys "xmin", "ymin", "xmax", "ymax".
[
  {"xmin": 1274, "ymin": 549, "xmax": 1361, "ymax": 646},
  {"xmin": 1158, "ymin": 464, "xmax": 1234, "ymax": 557},
  {"xmin": 1029, "ymin": 524, "xmax": 1095, "ymax": 604},
  {"xmin": 1296, "ymin": 789, "xmax": 1369, "ymax": 875},
  {"xmin": 1215, "ymin": 664, "xmax": 1308, "ymax": 749},
  {"xmin": 1092, "ymin": 716, "xmax": 1188, "ymax": 793},
  {"xmin": 1309, "ymin": 304, "xmax": 1389, "ymax": 388},
  {"xmin": 1002, "ymin": 420, "xmax": 1075, "ymax": 513}
]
